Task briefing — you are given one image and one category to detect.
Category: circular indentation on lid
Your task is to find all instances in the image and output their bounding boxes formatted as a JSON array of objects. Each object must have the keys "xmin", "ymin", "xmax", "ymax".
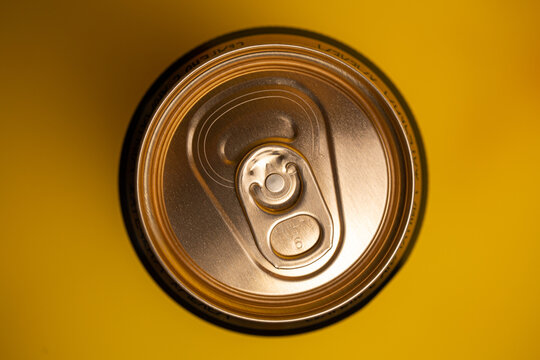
[
  {"xmin": 265, "ymin": 173, "xmax": 285, "ymax": 193},
  {"xmin": 270, "ymin": 214, "xmax": 321, "ymax": 258}
]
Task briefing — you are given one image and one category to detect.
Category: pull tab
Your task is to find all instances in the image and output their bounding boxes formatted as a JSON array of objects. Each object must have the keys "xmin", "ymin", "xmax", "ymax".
[
  {"xmin": 236, "ymin": 144, "xmax": 333, "ymax": 270},
  {"xmin": 250, "ymin": 162, "xmax": 301, "ymax": 212}
]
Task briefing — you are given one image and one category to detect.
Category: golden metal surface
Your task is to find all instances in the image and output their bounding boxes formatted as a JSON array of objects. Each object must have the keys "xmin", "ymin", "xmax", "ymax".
[
  {"xmin": 237, "ymin": 144, "xmax": 333, "ymax": 271},
  {"xmin": 133, "ymin": 30, "xmax": 425, "ymax": 329},
  {"xmin": 270, "ymin": 214, "xmax": 320, "ymax": 258}
]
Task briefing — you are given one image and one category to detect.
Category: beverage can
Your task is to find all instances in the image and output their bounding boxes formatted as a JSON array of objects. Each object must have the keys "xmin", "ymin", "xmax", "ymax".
[{"xmin": 120, "ymin": 27, "xmax": 427, "ymax": 334}]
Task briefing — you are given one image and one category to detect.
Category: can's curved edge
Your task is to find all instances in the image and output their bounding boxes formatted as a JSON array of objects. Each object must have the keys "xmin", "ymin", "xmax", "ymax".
[{"xmin": 118, "ymin": 26, "xmax": 428, "ymax": 336}]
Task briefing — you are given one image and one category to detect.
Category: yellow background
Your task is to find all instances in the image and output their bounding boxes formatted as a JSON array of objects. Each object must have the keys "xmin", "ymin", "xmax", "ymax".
[{"xmin": 1, "ymin": 0, "xmax": 539, "ymax": 358}]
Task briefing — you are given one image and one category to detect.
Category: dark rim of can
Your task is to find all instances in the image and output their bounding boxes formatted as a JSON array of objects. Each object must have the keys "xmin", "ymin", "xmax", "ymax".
[{"xmin": 119, "ymin": 27, "xmax": 428, "ymax": 335}]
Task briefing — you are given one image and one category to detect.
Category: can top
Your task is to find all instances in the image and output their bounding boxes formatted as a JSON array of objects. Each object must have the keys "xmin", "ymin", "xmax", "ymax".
[{"xmin": 121, "ymin": 28, "xmax": 426, "ymax": 334}]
